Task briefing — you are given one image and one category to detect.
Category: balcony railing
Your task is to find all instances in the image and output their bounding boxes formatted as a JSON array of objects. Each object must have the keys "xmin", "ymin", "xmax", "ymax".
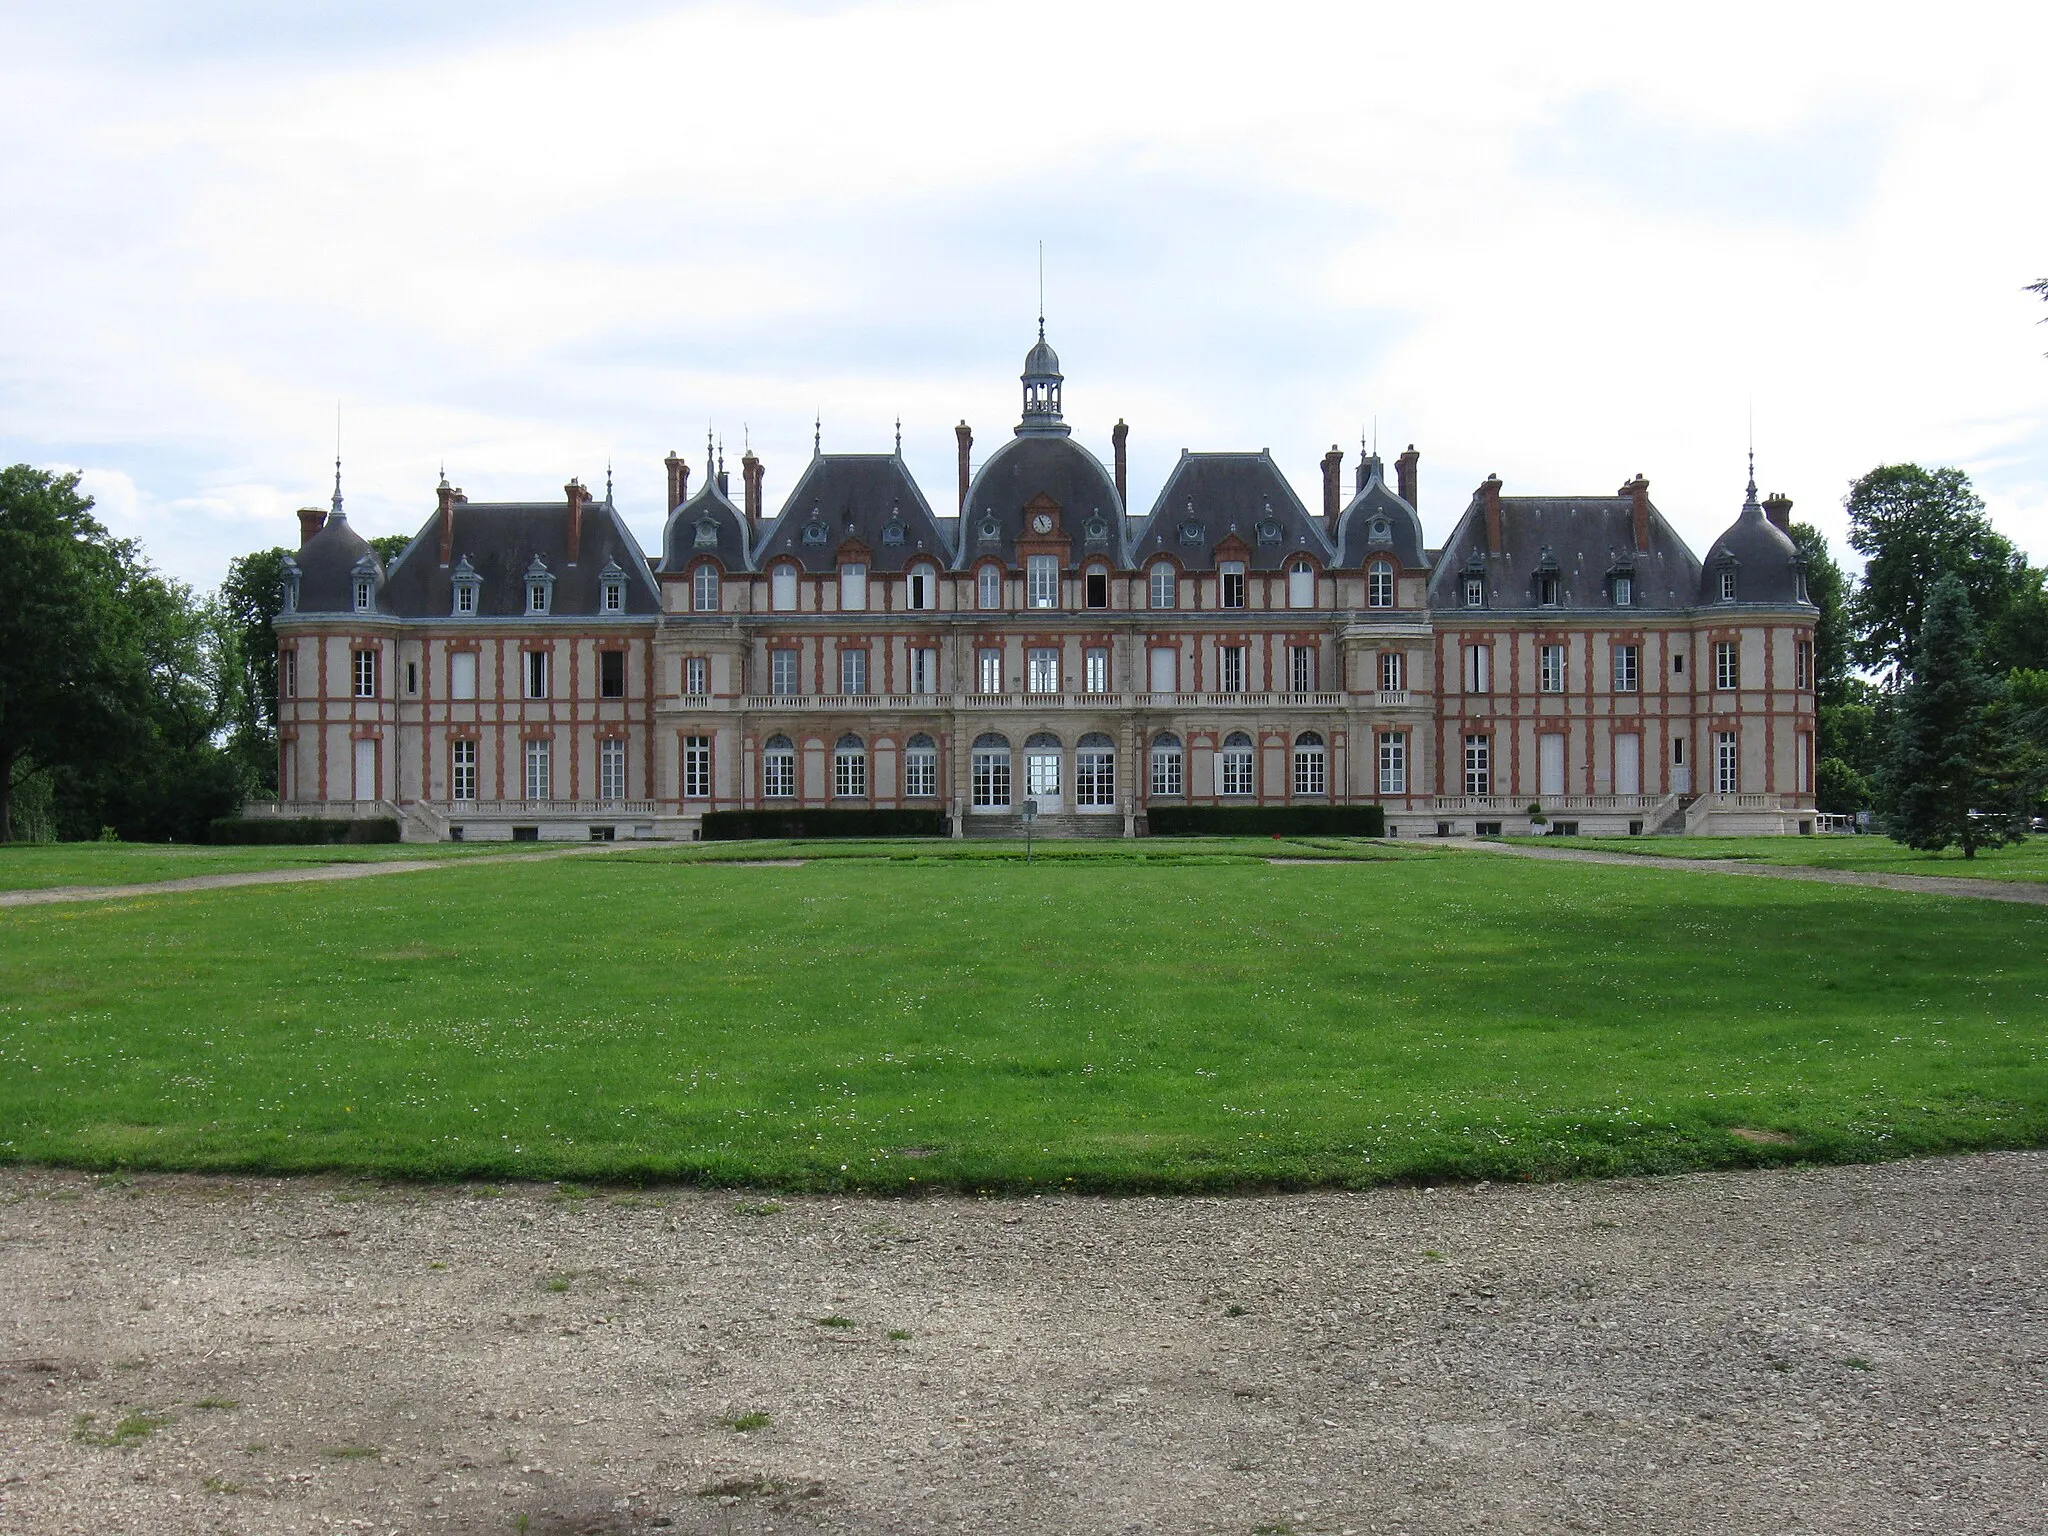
[
  {"xmin": 727, "ymin": 691, "xmax": 1355, "ymax": 711},
  {"xmin": 437, "ymin": 799, "xmax": 659, "ymax": 816},
  {"xmin": 1426, "ymin": 794, "xmax": 1672, "ymax": 814}
]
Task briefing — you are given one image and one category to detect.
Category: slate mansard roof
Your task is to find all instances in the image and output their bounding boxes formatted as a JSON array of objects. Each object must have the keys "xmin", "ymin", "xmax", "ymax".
[
  {"xmin": 289, "ymin": 511, "xmax": 381, "ymax": 614},
  {"xmin": 1427, "ymin": 485, "xmax": 1702, "ymax": 613},
  {"xmin": 954, "ymin": 433, "xmax": 1128, "ymax": 570},
  {"xmin": 374, "ymin": 496, "xmax": 661, "ymax": 618},
  {"xmin": 756, "ymin": 454, "xmax": 953, "ymax": 574},
  {"xmin": 659, "ymin": 475, "xmax": 756, "ymax": 574},
  {"xmin": 1331, "ymin": 456, "xmax": 1429, "ymax": 570},
  {"xmin": 1699, "ymin": 478, "xmax": 1809, "ymax": 606},
  {"xmin": 1132, "ymin": 451, "xmax": 1333, "ymax": 572}
]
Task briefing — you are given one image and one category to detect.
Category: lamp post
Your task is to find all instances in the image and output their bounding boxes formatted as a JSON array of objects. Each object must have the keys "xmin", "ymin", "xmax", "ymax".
[{"xmin": 1022, "ymin": 798, "xmax": 1038, "ymax": 863}]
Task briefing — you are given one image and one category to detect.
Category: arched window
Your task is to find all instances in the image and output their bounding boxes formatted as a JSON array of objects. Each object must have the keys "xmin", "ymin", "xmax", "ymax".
[
  {"xmin": 904, "ymin": 733, "xmax": 938, "ymax": 798},
  {"xmin": 1150, "ymin": 733, "xmax": 1184, "ymax": 797},
  {"xmin": 692, "ymin": 564, "xmax": 720, "ymax": 612},
  {"xmin": 908, "ymin": 562, "xmax": 937, "ymax": 611},
  {"xmin": 762, "ymin": 734, "xmax": 795, "ymax": 799},
  {"xmin": 1076, "ymin": 732, "xmax": 1115, "ymax": 808},
  {"xmin": 833, "ymin": 734, "xmax": 867, "ymax": 799},
  {"xmin": 977, "ymin": 563, "xmax": 1003, "ymax": 610},
  {"xmin": 1149, "ymin": 563, "xmax": 1176, "ymax": 610},
  {"xmin": 1366, "ymin": 560, "xmax": 1394, "ymax": 609},
  {"xmin": 1025, "ymin": 731, "xmax": 1062, "ymax": 801},
  {"xmin": 1218, "ymin": 731, "xmax": 1255, "ymax": 797},
  {"xmin": 971, "ymin": 731, "xmax": 1011, "ymax": 809},
  {"xmin": 1292, "ymin": 731, "xmax": 1326, "ymax": 797},
  {"xmin": 770, "ymin": 563, "xmax": 798, "ymax": 612},
  {"xmin": 1289, "ymin": 560, "xmax": 1316, "ymax": 609}
]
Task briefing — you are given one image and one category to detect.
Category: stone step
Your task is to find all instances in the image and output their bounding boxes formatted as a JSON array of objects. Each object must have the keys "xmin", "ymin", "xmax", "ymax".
[{"xmin": 962, "ymin": 812, "xmax": 1125, "ymax": 839}]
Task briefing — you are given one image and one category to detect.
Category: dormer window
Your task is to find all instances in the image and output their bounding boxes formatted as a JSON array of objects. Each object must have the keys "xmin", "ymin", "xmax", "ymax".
[
  {"xmin": 1536, "ymin": 572, "xmax": 1560, "ymax": 606},
  {"xmin": 1463, "ymin": 575, "xmax": 1484, "ymax": 608},
  {"xmin": 1612, "ymin": 573, "xmax": 1633, "ymax": 607},
  {"xmin": 601, "ymin": 576, "xmax": 625, "ymax": 613},
  {"xmin": 278, "ymin": 556, "xmax": 301, "ymax": 615},
  {"xmin": 351, "ymin": 555, "xmax": 378, "ymax": 613},
  {"xmin": 451, "ymin": 555, "xmax": 480, "ymax": 617},
  {"xmin": 1794, "ymin": 567, "xmax": 1809, "ymax": 603},
  {"xmin": 802, "ymin": 517, "xmax": 829, "ymax": 545},
  {"xmin": 1719, "ymin": 567, "xmax": 1738, "ymax": 602},
  {"xmin": 354, "ymin": 580, "xmax": 372, "ymax": 611},
  {"xmin": 693, "ymin": 564, "xmax": 720, "ymax": 612},
  {"xmin": 524, "ymin": 557, "xmax": 554, "ymax": 615}
]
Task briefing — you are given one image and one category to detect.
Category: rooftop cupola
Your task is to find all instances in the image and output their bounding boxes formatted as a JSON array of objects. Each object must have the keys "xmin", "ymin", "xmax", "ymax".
[{"xmin": 1017, "ymin": 319, "xmax": 1069, "ymax": 437}]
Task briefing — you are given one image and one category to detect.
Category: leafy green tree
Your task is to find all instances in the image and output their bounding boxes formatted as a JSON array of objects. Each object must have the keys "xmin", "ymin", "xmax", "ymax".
[
  {"xmin": 1881, "ymin": 574, "xmax": 2026, "ymax": 857},
  {"xmin": 217, "ymin": 547, "xmax": 294, "ymax": 794},
  {"xmin": 1984, "ymin": 574, "xmax": 2048, "ymax": 677},
  {"xmin": 368, "ymin": 533, "xmax": 411, "ymax": 566},
  {"xmin": 1845, "ymin": 464, "xmax": 2030, "ymax": 687},
  {"xmin": 1788, "ymin": 522, "xmax": 1850, "ymax": 705}
]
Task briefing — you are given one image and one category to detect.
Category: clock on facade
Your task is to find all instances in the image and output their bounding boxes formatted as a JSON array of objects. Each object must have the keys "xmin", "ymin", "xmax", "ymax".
[{"xmin": 1031, "ymin": 512, "xmax": 1054, "ymax": 534}]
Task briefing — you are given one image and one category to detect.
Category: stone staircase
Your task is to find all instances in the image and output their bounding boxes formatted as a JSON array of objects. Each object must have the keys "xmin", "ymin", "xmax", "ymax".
[{"xmin": 963, "ymin": 812, "xmax": 1125, "ymax": 840}]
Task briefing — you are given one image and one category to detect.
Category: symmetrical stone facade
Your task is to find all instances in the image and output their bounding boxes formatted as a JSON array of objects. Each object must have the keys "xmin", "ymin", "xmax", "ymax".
[{"xmin": 270, "ymin": 329, "xmax": 1820, "ymax": 840}]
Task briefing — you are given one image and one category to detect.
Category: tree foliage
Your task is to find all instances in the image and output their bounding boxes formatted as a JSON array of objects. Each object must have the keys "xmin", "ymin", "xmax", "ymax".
[
  {"xmin": 1787, "ymin": 522, "xmax": 1850, "ymax": 706},
  {"xmin": 1881, "ymin": 575, "xmax": 2027, "ymax": 857},
  {"xmin": 217, "ymin": 547, "xmax": 295, "ymax": 793}
]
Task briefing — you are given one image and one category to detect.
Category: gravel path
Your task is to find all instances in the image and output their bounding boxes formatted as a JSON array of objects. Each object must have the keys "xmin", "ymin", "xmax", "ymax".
[
  {"xmin": 1454, "ymin": 839, "xmax": 2048, "ymax": 905},
  {"xmin": 3, "ymin": 1154, "xmax": 2043, "ymax": 1535}
]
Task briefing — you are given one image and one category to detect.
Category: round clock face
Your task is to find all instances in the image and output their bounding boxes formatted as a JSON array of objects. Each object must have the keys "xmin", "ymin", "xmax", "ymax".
[{"xmin": 1032, "ymin": 512, "xmax": 1053, "ymax": 534}]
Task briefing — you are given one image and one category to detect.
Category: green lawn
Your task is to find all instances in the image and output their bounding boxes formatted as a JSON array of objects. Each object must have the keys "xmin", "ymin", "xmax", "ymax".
[
  {"xmin": 0, "ymin": 839, "xmax": 519, "ymax": 892},
  {"xmin": 4, "ymin": 850, "xmax": 2043, "ymax": 1192},
  {"xmin": 1511, "ymin": 834, "xmax": 2048, "ymax": 882}
]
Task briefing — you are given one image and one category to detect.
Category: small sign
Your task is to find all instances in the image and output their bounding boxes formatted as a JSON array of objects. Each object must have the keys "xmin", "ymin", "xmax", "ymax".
[{"xmin": 1022, "ymin": 800, "xmax": 1039, "ymax": 822}]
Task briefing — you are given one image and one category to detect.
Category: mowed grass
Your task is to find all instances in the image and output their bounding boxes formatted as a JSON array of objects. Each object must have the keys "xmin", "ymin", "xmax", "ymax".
[
  {"xmin": 1512, "ymin": 835, "xmax": 2048, "ymax": 883},
  {"xmin": 0, "ymin": 839, "xmax": 517, "ymax": 892},
  {"xmin": 2, "ymin": 852, "xmax": 2044, "ymax": 1191}
]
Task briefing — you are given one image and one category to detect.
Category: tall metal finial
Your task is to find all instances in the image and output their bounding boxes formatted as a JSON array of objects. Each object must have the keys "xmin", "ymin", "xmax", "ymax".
[
  {"xmin": 605, "ymin": 459, "xmax": 613, "ymax": 505},
  {"xmin": 717, "ymin": 436, "xmax": 725, "ymax": 478},
  {"xmin": 706, "ymin": 425, "xmax": 714, "ymax": 475},
  {"xmin": 814, "ymin": 413, "xmax": 821, "ymax": 457},
  {"xmin": 1037, "ymin": 241, "xmax": 1045, "ymax": 339},
  {"xmin": 895, "ymin": 416, "xmax": 902, "ymax": 454},
  {"xmin": 331, "ymin": 401, "xmax": 344, "ymax": 519}
]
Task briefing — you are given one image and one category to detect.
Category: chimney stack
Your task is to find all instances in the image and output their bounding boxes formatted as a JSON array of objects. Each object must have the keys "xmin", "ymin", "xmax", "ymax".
[
  {"xmin": 1762, "ymin": 491, "xmax": 1794, "ymax": 533},
  {"xmin": 1480, "ymin": 474, "xmax": 1503, "ymax": 554},
  {"xmin": 1396, "ymin": 445, "xmax": 1420, "ymax": 510},
  {"xmin": 436, "ymin": 477, "xmax": 456, "ymax": 566},
  {"xmin": 1112, "ymin": 420, "xmax": 1129, "ymax": 507},
  {"xmin": 565, "ymin": 479, "xmax": 586, "ymax": 561},
  {"xmin": 297, "ymin": 507, "xmax": 327, "ymax": 547},
  {"xmin": 1620, "ymin": 474, "xmax": 1650, "ymax": 552},
  {"xmin": 741, "ymin": 447, "xmax": 764, "ymax": 532},
  {"xmin": 664, "ymin": 451, "xmax": 689, "ymax": 511},
  {"xmin": 1320, "ymin": 446, "xmax": 1344, "ymax": 525},
  {"xmin": 955, "ymin": 421, "xmax": 973, "ymax": 513}
]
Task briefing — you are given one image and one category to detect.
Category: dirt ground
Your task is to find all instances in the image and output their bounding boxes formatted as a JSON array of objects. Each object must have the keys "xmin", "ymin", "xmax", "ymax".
[{"xmin": 2, "ymin": 1154, "xmax": 2043, "ymax": 1536}]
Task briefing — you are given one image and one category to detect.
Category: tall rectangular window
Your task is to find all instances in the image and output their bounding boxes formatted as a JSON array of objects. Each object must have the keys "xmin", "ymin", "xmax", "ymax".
[
  {"xmin": 1539, "ymin": 733, "xmax": 1566, "ymax": 797},
  {"xmin": 280, "ymin": 647, "xmax": 297, "ymax": 699},
  {"xmin": 1379, "ymin": 651, "xmax": 1405, "ymax": 693},
  {"xmin": 449, "ymin": 650, "xmax": 478, "ymax": 700},
  {"xmin": 352, "ymin": 648, "xmax": 377, "ymax": 699},
  {"xmin": 1539, "ymin": 644, "xmax": 1566, "ymax": 693},
  {"xmin": 1367, "ymin": 562, "xmax": 1394, "ymax": 609},
  {"xmin": 763, "ymin": 744, "xmax": 795, "ymax": 799},
  {"xmin": 972, "ymin": 745, "xmax": 1010, "ymax": 808},
  {"xmin": 1084, "ymin": 648, "xmax": 1109, "ymax": 693},
  {"xmin": 1151, "ymin": 739, "xmax": 1183, "ymax": 797},
  {"xmin": 1716, "ymin": 730, "xmax": 1739, "ymax": 794},
  {"xmin": 1613, "ymin": 574, "xmax": 1633, "ymax": 607},
  {"xmin": 1289, "ymin": 646, "xmax": 1315, "ymax": 694},
  {"xmin": 771, "ymin": 565, "xmax": 797, "ymax": 611},
  {"xmin": 1463, "ymin": 575, "xmax": 1484, "ymax": 608},
  {"xmin": 602, "ymin": 579, "xmax": 623, "ymax": 613},
  {"xmin": 1615, "ymin": 733, "xmax": 1641, "ymax": 796},
  {"xmin": 1462, "ymin": 643, "xmax": 1490, "ymax": 694},
  {"xmin": 1463, "ymin": 733, "xmax": 1491, "ymax": 796},
  {"xmin": 684, "ymin": 735, "xmax": 711, "ymax": 799},
  {"xmin": 1795, "ymin": 639, "xmax": 1813, "ymax": 691},
  {"xmin": 451, "ymin": 739, "xmax": 477, "ymax": 801},
  {"xmin": 1288, "ymin": 562, "xmax": 1315, "ymax": 608},
  {"xmin": 1027, "ymin": 555, "xmax": 1059, "ymax": 609},
  {"xmin": 1612, "ymin": 644, "xmax": 1639, "ymax": 693},
  {"xmin": 1219, "ymin": 739, "xmax": 1254, "ymax": 796},
  {"xmin": 1149, "ymin": 564, "xmax": 1176, "ymax": 610},
  {"xmin": 1219, "ymin": 561, "xmax": 1246, "ymax": 609},
  {"xmin": 523, "ymin": 738, "xmax": 551, "ymax": 801},
  {"xmin": 978, "ymin": 565, "xmax": 1003, "ymax": 610},
  {"xmin": 692, "ymin": 566, "xmax": 719, "ymax": 611},
  {"xmin": 839, "ymin": 649, "xmax": 867, "ymax": 696},
  {"xmin": 1378, "ymin": 732, "xmax": 1407, "ymax": 796},
  {"xmin": 523, "ymin": 649, "xmax": 549, "ymax": 700},
  {"xmin": 685, "ymin": 657, "xmax": 709, "ymax": 697},
  {"xmin": 1715, "ymin": 640, "xmax": 1739, "ymax": 690},
  {"xmin": 1027, "ymin": 647, "xmax": 1059, "ymax": 694},
  {"xmin": 904, "ymin": 742, "xmax": 938, "ymax": 798},
  {"xmin": 1085, "ymin": 568, "xmax": 1109, "ymax": 609},
  {"xmin": 1220, "ymin": 645, "xmax": 1246, "ymax": 693},
  {"xmin": 839, "ymin": 563, "xmax": 867, "ymax": 612},
  {"xmin": 405, "ymin": 660, "xmax": 418, "ymax": 696},
  {"xmin": 978, "ymin": 648, "xmax": 1003, "ymax": 694},
  {"xmin": 909, "ymin": 566, "xmax": 933, "ymax": 610},
  {"xmin": 770, "ymin": 649, "xmax": 798, "ymax": 696},
  {"xmin": 599, "ymin": 738, "xmax": 626, "ymax": 801},
  {"xmin": 1148, "ymin": 647, "xmax": 1177, "ymax": 695},
  {"xmin": 910, "ymin": 647, "xmax": 936, "ymax": 695},
  {"xmin": 599, "ymin": 649, "xmax": 626, "ymax": 699},
  {"xmin": 1293, "ymin": 739, "xmax": 1326, "ymax": 796}
]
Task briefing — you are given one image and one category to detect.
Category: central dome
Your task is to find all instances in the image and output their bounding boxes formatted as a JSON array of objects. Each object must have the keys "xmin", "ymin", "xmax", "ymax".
[{"xmin": 1024, "ymin": 334, "xmax": 1061, "ymax": 377}]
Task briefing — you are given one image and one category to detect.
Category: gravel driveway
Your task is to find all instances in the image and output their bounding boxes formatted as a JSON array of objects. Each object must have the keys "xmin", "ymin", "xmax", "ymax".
[{"xmin": 2, "ymin": 1154, "xmax": 2042, "ymax": 1535}]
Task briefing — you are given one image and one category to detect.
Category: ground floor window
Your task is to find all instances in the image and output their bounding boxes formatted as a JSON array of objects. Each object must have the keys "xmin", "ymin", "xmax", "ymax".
[
  {"xmin": 1075, "ymin": 733, "xmax": 1115, "ymax": 808},
  {"xmin": 905, "ymin": 734, "xmax": 938, "ymax": 798},
  {"xmin": 1378, "ymin": 732, "xmax": 1406, "ymax": 795},
  {"xmin": 1026, "ymin": 745, "xmax": 1061, "ymax": 799},
  {"xmin": 1292, "ymin": 731, "xmax": 1325, "ymax": 796},
  {"xmin": 683, "ymin": 735, "xmax": 711, "ymax": 799},
  {"xmin": 1463, "ymin": 733, "xmax": 1490, "ymax": 797},
  {"xmin": 451, "ymin": 739, "xmax": 476, "ymax": 801},
  {"xmin": 599, "ymin": 738, "xmax": 625, "ymax": 801},
  {"xmin": 763, "ymin": 735, "xmax": 795, "ymax": 798},
  {"xmin": 834, "ymin": 734, "xmax": 867, "ymax": 798},
  {"xmin": 1219, "ymin": 731, "xmax": 1254, "ymax": 796},
  {"xmin": 524, "ymin": 738, "xmax": 551, "ymax": 802},
  {"xmin": 1150, "ymin": 733, "xmax": 1183, "ymax": 797},
  {"xmin": 972, "ymin": 733, "xmax": 1011, "ymax": 809},
  {"xmin": 1716, "ymin": 731, "xmax": 1739, "ymax": 794}
]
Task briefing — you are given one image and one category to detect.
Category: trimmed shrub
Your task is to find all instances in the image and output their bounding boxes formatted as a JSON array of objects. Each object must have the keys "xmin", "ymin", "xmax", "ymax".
[
  {"xmin": 208, "ymin": 817, "xmax": 401, "ymax": 845},
  {"xmin": 700, "ymin": 808, "xmax": 948, "ymax": 841},
  {"xmin": 1144, "ymin": 804, "xmax": 1386, "ymax": 838}
]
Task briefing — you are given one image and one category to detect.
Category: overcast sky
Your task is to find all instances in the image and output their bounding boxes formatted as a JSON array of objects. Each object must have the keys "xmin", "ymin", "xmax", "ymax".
[{"xmin": 3, "ymin": 0, "xmax": 2044, "ymax": 590}]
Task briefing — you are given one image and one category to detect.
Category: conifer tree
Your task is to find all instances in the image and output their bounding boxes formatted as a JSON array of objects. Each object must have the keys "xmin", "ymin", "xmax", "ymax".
[{"xmin": 1882, "ymin": 574, "xmax": 2025, "ymax": 857}]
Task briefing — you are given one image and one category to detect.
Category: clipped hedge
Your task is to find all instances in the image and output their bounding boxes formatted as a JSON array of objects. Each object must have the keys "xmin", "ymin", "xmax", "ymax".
[
  {"xmin": 1144, "ymin": 804, "xmax": 1386, "ymax": 838},
  {"xmin": 701, "ymin": 808, "xmax": 948, "ymax": 841},
  {"xmin": 208, "ymin": 816, "xmax": 402, "ymax": 845}
]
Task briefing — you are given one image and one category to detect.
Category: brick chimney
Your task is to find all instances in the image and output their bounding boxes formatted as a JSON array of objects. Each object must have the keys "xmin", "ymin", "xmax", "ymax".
[
  {"xmin": 1480, "ymin": 474, "xmax": 1503, "ymax": 554},
  {"xmin": 436, "ymin": 478, "xmax": 456, "ymax": 566},
  {"xmin": 664, "ymin": 451, "xmax": 689, "ymax": 512},
  {"xmin": 297, "ymin": 507, "xmax": 327, "ymax": 547},
  {"xmin": 1396, "ymin": 445, "xmax": 1420, "ymax": 509},
  {"xmin": 1321, "ymin": 446, "xmax": 1344, "ymax": 525},
  {"xmin": 741, "ymin": 447, "xmax": 764, "ymax": 532},
  {"xmin": 1112, "ymin": 420, "xmax": 1129, "ymax": 507},
  {"xmin": 565, "ymin": 479, "xmax": 586, "ymax": 563},
  {"xmin": 1620, "ymin": 474, "xmax": 1650, "ymax": 553},
  {"xmin": 955, "ymin": 421, "xmax": 973, "ymax": 513},
  {"xmin": 1762, "ymin": 491, "xmax": 1794, "ymax": 533}
]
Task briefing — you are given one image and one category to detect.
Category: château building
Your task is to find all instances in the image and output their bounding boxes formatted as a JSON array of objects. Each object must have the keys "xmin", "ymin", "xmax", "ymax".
[{"xmin": 269, "ymin": 327, "xmax": 1820, "ymax": 841}]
